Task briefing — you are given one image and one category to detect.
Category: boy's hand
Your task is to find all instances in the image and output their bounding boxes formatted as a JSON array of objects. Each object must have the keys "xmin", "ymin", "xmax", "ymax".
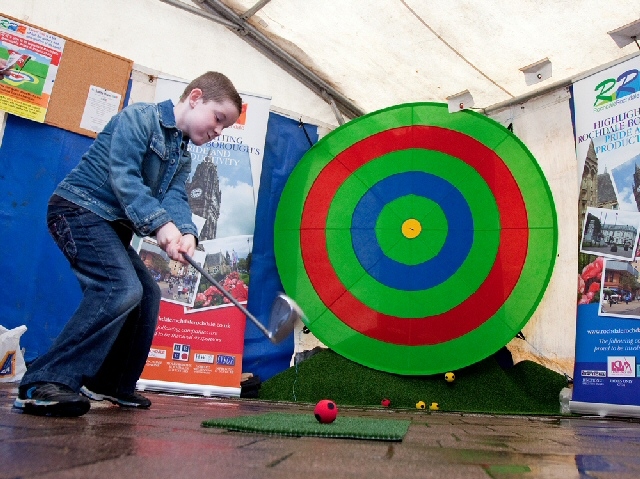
[
  {"xmin": 156, "ymin": 222, "xmax": 183, "ymax": 260},
  {"xmin": 178, "ymin": 234, "xmax": 197, "ymax": 263}
]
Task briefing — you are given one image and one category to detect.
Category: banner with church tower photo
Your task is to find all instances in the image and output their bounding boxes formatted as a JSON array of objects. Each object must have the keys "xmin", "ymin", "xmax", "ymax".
[
  {"xmin": 134, "ymin": 77, "xmax": 271, "ymax": 397},
  {"xmin": 572, "ymin": 54, "xmax": 640, "ymax": 416}
]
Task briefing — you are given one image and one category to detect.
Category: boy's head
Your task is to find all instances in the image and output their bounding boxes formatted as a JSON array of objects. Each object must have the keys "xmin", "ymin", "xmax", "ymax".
[
  {"xmin": 180, "ymin": 71, "xmax": 242, "ymax": 113},
  {"xmin": 176, "ymin": 72, "xmax": 242, "ymax": 146}
]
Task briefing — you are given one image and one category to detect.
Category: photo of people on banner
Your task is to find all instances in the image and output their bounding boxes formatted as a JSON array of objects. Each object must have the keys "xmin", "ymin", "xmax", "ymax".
[
  {"xmin": 137, "ymin": 238, "xmax": 203, "ymax": 307},
  {"xmin": 579, "ymin": 205, "xmax": 640, "ymax": 319}
]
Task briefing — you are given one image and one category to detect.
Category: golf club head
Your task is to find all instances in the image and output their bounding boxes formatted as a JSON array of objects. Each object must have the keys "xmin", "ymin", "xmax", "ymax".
[{"xmin": 267, "ymin": 294, "xmax": 303, "ymax": 344}]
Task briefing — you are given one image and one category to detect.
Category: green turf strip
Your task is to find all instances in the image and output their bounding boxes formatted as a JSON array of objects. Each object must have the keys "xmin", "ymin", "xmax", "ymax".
[
  {"xmin": 258, "ymin": 349, "xmax": 569, "ymax": 416},
  {"xmin": 202, "ymin": 413, "xmax": 410, "ymax": 441}
]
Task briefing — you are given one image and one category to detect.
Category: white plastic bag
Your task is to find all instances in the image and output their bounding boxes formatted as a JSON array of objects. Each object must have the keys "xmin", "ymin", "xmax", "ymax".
[{"xmin": 0, "ymin": 325, "xmax": 27, "ymax": 382}]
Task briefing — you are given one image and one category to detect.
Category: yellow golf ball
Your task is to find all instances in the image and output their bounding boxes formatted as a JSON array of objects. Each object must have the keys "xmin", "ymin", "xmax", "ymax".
[{"xmin": 415, "ymin": 400, "xmax": 426, "ymax": 410}]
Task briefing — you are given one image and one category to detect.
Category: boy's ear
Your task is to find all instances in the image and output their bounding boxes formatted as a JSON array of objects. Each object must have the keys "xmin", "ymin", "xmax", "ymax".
[{"xmin": 188, "ymin": 88, "xmax": 203, "ymax": 106}]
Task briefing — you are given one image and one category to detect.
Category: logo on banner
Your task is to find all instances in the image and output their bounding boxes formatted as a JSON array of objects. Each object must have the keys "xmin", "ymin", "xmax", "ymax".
[
  {"xmin": 593, "ymin": 69, "xmax": 640, "ymax": 111},
  {"xmin": 194, "ymin": 353, "xmax": 215, "ymax": 364},
  {"xmin": 173, "ymin": 343, "xmax": 190, "ymax": 362},
  {"xmin": 148, "ymin": 348, "xmax": 166, "ymax": 359},
  {"xmin": 216, "ymin": 354, "xmax": 235, "ymax": 366},
  {"xmin": 607, "ymin": 356, "xmax": 635, "ymax": 377}
]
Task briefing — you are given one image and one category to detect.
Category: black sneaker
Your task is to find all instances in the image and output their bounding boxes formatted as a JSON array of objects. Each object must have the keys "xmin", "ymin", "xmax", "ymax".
[
  {"xmin": 14, "ymin": 382, "xmax": 91, "ymax": 417},
  {"xmin": 80, "ymin": 386, "xmax": 151, "ymax": 408}
]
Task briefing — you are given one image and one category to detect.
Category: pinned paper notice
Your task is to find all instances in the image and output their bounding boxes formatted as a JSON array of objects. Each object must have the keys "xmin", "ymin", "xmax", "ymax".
[{"xmin": 80, "ymin": 85, "xmax": 121, "ymax": 133}]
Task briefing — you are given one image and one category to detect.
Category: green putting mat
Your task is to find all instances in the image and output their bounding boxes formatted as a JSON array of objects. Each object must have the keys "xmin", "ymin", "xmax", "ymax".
[{"xmin": 202, "ymin": 412, "xmax": 410, "ymax": 441}]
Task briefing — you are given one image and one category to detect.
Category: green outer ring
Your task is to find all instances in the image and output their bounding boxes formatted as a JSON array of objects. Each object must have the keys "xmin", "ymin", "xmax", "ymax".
[
  {"xmin": 375, "ymin": 196, "xmax": 447, "ymax": 265},
  {"xmin": 274, "ymin": 103, "xmax": 557, "ymax": 375},
  {"xmin": 326, "ymin": 149, "xmax": 500, "ymax": 317}
]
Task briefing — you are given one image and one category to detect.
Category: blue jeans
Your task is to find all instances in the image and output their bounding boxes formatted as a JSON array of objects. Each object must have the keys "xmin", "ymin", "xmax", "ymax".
[{"xmin": 21, "ymin": 196, "xmax": 160, "ymax": 394}]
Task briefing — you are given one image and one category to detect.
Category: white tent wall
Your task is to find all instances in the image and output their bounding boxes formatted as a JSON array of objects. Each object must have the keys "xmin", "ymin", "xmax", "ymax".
[
  {"xmin": 489, "ymin": 88, "xmax": 578, "ymax": 377},
  {"xmin": 0, "ymin": 0, "xmax": 339, "ymax": 127}
]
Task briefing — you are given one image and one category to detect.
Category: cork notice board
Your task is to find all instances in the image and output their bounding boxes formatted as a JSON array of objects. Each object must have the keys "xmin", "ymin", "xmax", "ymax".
[
  {"xmin": 45, "ymin": 39, "xmax": 132, "ymax": 138},
  {"xmin": 1, "ymin": 14, "xmax": 132, "ymax": 137}
]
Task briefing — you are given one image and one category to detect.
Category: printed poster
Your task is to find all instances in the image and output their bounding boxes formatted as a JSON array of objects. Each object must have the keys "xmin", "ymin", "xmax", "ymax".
[
  {"xmin": 0, "ymin": 16, "xmax": 63, "ymax": 122},
  {"xmin": 572, "ymin": 54, "xmax": 640, "ymax": 415},
  {"xmin": 135, "ymin": 77, "xmax": 271, "ymax": 396}
]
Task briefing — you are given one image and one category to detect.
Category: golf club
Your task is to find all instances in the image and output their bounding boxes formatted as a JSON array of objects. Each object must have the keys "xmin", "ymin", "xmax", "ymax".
[{"xmin": 182, "ymin": 253, "xmax": 300, "ymax": 344}]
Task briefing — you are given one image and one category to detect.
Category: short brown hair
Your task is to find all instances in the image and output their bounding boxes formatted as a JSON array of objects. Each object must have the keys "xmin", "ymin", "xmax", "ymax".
[{"xmin": 180, "ymin": 71, "xmax": 242, "ymax": 114}]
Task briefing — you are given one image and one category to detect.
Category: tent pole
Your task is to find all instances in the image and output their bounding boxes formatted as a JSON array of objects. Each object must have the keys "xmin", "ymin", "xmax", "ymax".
[{"xmin": 158, "ymin": 0, "xmax": 240, "ymax": 30}]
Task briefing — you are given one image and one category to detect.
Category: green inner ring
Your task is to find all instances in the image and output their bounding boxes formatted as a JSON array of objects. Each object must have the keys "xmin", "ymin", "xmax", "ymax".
[{"xmin": 375, "ymin": 196, "xmax": 447, "ymax": 265}]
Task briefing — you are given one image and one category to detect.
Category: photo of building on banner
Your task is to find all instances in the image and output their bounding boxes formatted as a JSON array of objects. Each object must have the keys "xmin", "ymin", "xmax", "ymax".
[
  {"xmin": 573, "ymin": 54, "xmax": 640, "ymax": 417},
  {"xmin": 133, "ymin": 76, "xmax": 271, "ymax": 396},
  {"xmin": 0, "ymin": 16, "xmax": 64, "ymax": 122}
]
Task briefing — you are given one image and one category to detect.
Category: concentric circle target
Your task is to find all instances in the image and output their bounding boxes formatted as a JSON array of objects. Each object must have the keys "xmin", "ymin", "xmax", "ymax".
[{"xmin": 274, "ymin": 103, "xmax": 557, "ymax": 375}]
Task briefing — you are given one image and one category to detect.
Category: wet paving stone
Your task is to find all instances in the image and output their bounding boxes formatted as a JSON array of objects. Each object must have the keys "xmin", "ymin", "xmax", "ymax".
[{"xmin": 3, "ymin": 383, "xmax": 640, "ymax": 479}]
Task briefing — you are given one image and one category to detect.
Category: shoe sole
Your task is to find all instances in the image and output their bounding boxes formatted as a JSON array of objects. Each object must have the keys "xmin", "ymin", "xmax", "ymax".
[
  {"xmin": 80, "ymin": 386, "xmax": 150, "ymax": 408},
  {"xmin": 14, "ymin": 398, "xmax": 90, "ymax": 417}
]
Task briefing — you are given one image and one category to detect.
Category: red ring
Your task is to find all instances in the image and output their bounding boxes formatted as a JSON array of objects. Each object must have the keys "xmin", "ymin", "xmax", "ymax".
[{"xmin": 300, "ymin": 126, "xmax": 528, "ymax": 346}]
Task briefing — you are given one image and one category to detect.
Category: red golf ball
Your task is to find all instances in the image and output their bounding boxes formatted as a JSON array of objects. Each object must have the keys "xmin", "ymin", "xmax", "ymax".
[
  {"xmin": 314, "ymin": 399, "xmax": 338, "ymax": 423},
  {"xmin": 381, "ymin": 398, "xmax": 391, "ymax": 407}
]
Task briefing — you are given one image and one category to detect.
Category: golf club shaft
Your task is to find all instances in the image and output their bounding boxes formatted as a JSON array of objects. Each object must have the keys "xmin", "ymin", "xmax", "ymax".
[{"xmin": 182, "ymin": 253, "xmax": 272, "ymax": 339}]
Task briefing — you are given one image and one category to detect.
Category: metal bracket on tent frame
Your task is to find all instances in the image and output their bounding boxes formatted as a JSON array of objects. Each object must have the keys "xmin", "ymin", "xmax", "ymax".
[
  {"xmin": 321, "ymin": 90, "xmax": 346, "ymax": 125},
  {"xmin": 164, "ymin": 0, "xmax": 365, "ymax": 122},
  {"xmin": 239, "ymin": 0, "xmax": 273, "ymax": 20}
]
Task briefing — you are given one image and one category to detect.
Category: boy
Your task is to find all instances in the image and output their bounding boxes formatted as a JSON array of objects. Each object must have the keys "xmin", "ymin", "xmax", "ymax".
[{"xmin": 14, "ymin": 72, "xmax": 242, "ymax": 417}]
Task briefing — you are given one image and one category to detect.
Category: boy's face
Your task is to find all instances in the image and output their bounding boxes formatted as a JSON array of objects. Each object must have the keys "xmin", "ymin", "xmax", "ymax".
[{"xmin": 181, "ymin": 89, "xmax": 240, "ymax": 146}]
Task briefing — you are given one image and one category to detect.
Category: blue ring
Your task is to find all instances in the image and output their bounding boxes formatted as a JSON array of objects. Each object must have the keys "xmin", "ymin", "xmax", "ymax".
[{"xmin": 351, "ymin": 172, "xmax": 473, "ymax": 290}]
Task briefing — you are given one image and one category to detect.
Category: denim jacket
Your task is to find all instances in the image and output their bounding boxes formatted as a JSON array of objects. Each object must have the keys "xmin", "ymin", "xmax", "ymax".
[{"xmin": 54, "ymin": 100, "xmax": 198, "ymax": 239}]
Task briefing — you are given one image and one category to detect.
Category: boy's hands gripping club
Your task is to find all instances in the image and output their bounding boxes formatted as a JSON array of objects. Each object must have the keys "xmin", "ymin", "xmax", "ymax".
[{"xmin": 156, "ymin": 222, "xmax": 196, "ymax": 264}]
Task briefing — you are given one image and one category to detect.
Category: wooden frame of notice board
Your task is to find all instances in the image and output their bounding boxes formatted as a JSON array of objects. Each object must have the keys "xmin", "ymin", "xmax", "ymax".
[{"xmin": 2, "ymin": 14, "xmax": 132, "ymax": 138}]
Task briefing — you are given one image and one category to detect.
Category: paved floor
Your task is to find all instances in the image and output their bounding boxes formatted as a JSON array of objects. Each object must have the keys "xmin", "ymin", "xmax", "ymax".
[{"xmin": 3, "ymin": 382, "xmax": 640, "ymax": 479}]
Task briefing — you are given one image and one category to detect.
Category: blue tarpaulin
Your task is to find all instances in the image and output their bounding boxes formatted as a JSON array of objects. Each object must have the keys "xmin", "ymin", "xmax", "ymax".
[
  {"xmin": 0, "ymin": 115, "xmax": 90, "ymax": 361},
  {"xmin": 243, "ymin": 113, "xmax": 317, "ymax": 381}
]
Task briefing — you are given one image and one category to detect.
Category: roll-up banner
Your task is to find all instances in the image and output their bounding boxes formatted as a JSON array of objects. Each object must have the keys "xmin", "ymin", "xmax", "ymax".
[{"xmin": 572, "ymin": 54, "xmax": 640, "ymax": 417}]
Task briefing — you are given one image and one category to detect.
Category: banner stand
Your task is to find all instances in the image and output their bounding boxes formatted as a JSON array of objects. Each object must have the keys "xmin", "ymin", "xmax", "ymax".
[
  {"xmin": 571, "ymin": 54, "xmax": 640, "ymax": 418},
  {"xmin": 570, "ymin": 400, "xmax": 640, "ymax": 418},
  {"xmin": 136, "ymin": 379, "xmax": 240, "ymax": 398}
]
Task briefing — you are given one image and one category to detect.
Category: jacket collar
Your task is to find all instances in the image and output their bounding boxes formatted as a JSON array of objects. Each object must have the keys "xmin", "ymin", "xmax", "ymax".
[{"xmin": 157, "ymin": 100, "xmax": 177, "ymax": 129}]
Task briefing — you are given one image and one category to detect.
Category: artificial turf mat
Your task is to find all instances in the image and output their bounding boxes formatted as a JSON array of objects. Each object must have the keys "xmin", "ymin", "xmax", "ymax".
[
  {"xmin": 202, "ymin": 412, "xmax": 410, "ymax": 441},
  {"xmin": 258, "ymin": 349, "xmax": 569, "ymax": 415}
]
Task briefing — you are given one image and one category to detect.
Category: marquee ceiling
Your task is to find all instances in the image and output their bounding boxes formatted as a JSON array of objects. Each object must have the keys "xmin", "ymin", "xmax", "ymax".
[{"xmin": 177, "ymin": 0, "xmax": 640, "ymax": 121}]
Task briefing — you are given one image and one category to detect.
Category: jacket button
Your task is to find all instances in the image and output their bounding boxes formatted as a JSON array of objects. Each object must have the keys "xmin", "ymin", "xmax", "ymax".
[
  {"xmin": 174, "ymin": 132, "xmax": 178, "ymax": 137},
  {"xmin": 171, "ymin": 159, "xmax": 175, "ymax": 164}
]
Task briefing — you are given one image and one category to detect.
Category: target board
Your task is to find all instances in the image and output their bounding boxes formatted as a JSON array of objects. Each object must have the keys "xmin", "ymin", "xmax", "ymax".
[{"xmin": 274, "ymin": 103, "xmax": 557, "ymax": 375}]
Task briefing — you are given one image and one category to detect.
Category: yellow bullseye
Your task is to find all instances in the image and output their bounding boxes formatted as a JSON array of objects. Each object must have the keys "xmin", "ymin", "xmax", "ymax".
[{"xmin": 401, "ymin": 218, "xmax": 422, "ymax": 239}]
